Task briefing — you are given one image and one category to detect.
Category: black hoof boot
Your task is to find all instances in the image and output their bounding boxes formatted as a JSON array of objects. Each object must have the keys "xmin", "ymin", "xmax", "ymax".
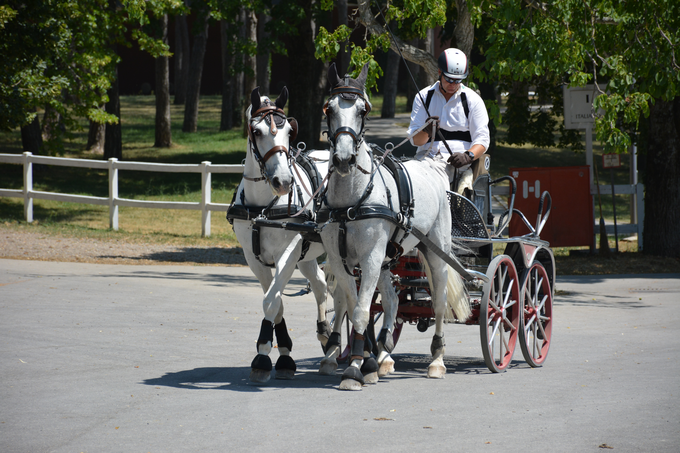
[
  {"xmin": 275, "ymin": 355, "xmax": 296, "ymax": 380},
  {"xmin": 361, "ymin": 357, "xmax": 379, "ymax": 384},
  {"xmin": 250, "ymin": 354, "xmax": 272, "ymax": 384},
  {"xmin": 339, "ymin": 366, "xmax": 365, "ymax": 391}
]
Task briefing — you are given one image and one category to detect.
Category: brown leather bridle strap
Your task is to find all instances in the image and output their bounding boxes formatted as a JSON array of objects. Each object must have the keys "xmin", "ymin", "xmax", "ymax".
[{"xmin": 261, "ymin": 145, "xmax": 288, "ymax": 163}]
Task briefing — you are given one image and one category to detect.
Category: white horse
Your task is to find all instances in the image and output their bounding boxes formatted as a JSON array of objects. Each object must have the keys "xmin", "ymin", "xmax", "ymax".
[
  {"xmin": 318, "ymin": 63, "xmax": 469, "ymax": 390},
  {"xmin": 227, "ymin": 87, "xmax": 331, "ymax": 384}
]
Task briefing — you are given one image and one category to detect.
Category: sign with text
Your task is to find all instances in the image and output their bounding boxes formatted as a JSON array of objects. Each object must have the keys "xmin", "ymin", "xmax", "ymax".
[
  {"xmin": 602, "ymin": 153, "xmax": 622, "ymax": 168},
  {"xmin": 563, "ymin": 84, "xmax": 607, "ymax": 129}
]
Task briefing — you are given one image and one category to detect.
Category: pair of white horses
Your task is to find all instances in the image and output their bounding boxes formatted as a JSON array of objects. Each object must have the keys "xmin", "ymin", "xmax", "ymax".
[{"xmin": 229, "ymin": 63, "xmax": 467, "ymax": 390}]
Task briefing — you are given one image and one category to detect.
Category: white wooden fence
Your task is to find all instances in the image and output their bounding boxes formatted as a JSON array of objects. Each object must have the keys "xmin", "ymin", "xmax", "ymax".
[{"xmin": 0, "ymin": 152, "xmax": 243, "ymax": 237}]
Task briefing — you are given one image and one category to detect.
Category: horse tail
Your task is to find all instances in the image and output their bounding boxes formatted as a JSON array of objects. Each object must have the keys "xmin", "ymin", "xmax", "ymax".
[{"xmin": 418, "ymin": 251, "xmax": 471, "ymax": 323}]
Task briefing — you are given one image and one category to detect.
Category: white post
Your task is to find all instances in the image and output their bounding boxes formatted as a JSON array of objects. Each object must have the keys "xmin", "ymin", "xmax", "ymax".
[
  {"xmin": 108, "ymin": 158, "xmax": 119, "ymax": 230},
  {"xmin": 630, "ymin": 144, "xmax": 638, "ymax": 224},
  {"xmin": 22, "ymin": 152, "xmax": 33, "ymax": 223},
  {"xmin": 636, "ymin": 182, "xmax": 644, "ymax": 251},
  {"xmin": 201, "ymin": 161, "xmax": 211, "ymax": 237}
]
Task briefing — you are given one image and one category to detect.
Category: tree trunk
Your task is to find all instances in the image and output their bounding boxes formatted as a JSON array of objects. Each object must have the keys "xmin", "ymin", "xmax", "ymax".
[
  {"xmin": 220, "ymin": 19, "xmax": 235, "ymax": 131},
  {"xmin": 285, "ymin": 0, "xmax": 326, "ymax": 149},
  {"xmin": 104, "ymin": 63, "xmax": 122, "ymax": 160},
  {"xmin": 381, "ymin": 48, "xmax": 400, "ymax": 118},
  {"xmin": 173, "ymin": 12, "xmax": 190, "ymax": 105},
  {"xmin": 244, "ymin": 9, "xmax": 258, "ymax": 96},
  {"xmin": 234, "ymin": 7, "xmax": 247, "ymax": 132},
  {"xmin": 20, "ymin": 113, "xmax": 42, "ymax": 155},
  {"xmin": 86, "ymin": 115, "xmax": 105, "ymax": 154},
  {"xmin": 454, "ymin": 0, "xmax": 474, "ymax": 57},
  {"xmin": 643, "ymin": 96, "xmax": 680, "ymax": 257},
  {"xmin": 256, "ymin": 12, "xmax": 271, "ymax": 95},
  {"xmin": 182, "ymin": 3, "xmax": 210, "ymax": 133},
  {"xmin": 337, "ymin": 0, "xmax": 350, "ymax": 73},
  {"xmin": 41, "ymin": 104, "xmax": 61, "ymax": 143},
  {"xmin": 155, "ymin": 13, "xmax": 172, "ymax": 148}
]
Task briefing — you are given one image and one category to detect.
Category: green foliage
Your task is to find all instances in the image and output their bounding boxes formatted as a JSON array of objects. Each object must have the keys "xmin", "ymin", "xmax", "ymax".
[{"xmin": 475, "ymin": 0, "xmax": 680, "ymax": 154}]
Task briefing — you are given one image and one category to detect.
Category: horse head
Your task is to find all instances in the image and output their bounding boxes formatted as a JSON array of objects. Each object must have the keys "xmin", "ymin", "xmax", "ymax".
[
  {"xmin": 324, "ymin": 62, "xmax": 372, "ymax": 176},
  {"xmin": 246, "ymin": 86, "xmax": 297, "ymax": 196}
]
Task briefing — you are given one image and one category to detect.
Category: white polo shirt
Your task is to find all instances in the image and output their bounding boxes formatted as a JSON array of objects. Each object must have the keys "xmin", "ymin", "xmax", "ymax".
[{"xmin": 407, "ymin": 82, "xmax": 490, "ymax": 160}]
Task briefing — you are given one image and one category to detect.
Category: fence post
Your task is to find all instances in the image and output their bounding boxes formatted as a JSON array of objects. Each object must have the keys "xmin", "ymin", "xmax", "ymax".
[
  {"xmin": 108, "ymin": 158, "xmax": 118, "ymax": 230},
  {"xmin": 636, "ymin": 182, "xmax": 644, "ymax": 251},
  {"xmin": 201, "ymin": 161, "xmax": 211, "ymax": 237},
  {"xmin": 22, "ymin": 152, "xmax": 33, "ymax": 223}
]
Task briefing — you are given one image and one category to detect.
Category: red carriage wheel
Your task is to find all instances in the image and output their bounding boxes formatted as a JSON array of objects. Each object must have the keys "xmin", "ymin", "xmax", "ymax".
[
  {"xmin": 519, "ymin": 261, "xmax": 553, "ymax": 367},
  {"xmin": 479, "ymin": 255, "xmax": 520, "ymax": 373}
]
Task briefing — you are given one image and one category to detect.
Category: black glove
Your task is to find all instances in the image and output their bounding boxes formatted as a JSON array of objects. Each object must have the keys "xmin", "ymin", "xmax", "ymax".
[
  {"xmin": 424, "ymin": 116, "xmax": 440, "ymax": 139},
  {"xmin": 448, "ymin": 151, "xmax": 473, "ymax": 168}
]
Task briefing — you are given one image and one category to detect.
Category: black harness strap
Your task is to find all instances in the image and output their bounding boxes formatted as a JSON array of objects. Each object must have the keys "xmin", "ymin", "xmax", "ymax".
[{"xmin": 425, "ymin": 88, "xmax": 471, "ymax": 142}]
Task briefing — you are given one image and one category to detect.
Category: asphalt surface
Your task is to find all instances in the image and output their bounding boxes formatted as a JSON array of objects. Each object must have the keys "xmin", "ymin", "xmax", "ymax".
[{"xmin": 2, "ymin": 258, "xmax": 679, "ymax": 452}]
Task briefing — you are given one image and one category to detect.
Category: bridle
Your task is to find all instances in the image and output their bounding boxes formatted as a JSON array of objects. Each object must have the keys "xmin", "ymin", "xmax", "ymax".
[
  {"xmin": 245, "ymin": 104, "xmax": 298, "ymax": 184},
  {"xmin": 323, "ymin": 85, "xmax": 372, "ymax": 151}
]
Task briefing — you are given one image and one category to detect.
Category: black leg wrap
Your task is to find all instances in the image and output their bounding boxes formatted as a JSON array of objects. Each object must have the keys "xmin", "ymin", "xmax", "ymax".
[
  {"xmin": 325, "ymin": 332, "xmax": 341, "ymax": 354},
  {"xmin": 430, "ymin": 333, "xmax": 446, "ymax": 357},
  {"xmin": 377, "ymin": 328, "xmax": 394, "ymax": 353},
  {"xmin": 275, "ymin": 355, "xmax": 296, "ymax": 373},
  {"xmin": 257, "ymin": 318, "xmax": 275, "ymax": 351},
  {"xmin": 360, "ymin": 357, "xmax": 379, "ymax": 376},
  {"xmin": 251, "ymin": 354, "xmax": 273, "ymax": 372},
  {"xmin": 274, "ymin": 318, "xmax": 293, "ymax": 351},
  {"xmin": 351, "ymin": 334, "xmax": 365, "ymax": 358},
  {"xmin": 341, "ymin": 366, "xmax": 365, "ymax": 385}
]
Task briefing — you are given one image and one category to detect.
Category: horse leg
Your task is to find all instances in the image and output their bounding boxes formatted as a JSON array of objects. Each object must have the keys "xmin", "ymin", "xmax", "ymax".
[
  {"xmin": 296, "ymin": 259, "xmax": 330, "ymax": 352},
  {"xmin": 250, "ymin": 238, "xmax": 302, "ymax": 383},
  {"xmin": 319, "ymin": 276, "xmax": 351, "ymax": 376},
  {"xmin": 375, "ymin": 270, "xmax": 397, "ymax": 377},
  {"xmin": 422, "ymin": 251, "xmax": 449, "ymax": 379}
]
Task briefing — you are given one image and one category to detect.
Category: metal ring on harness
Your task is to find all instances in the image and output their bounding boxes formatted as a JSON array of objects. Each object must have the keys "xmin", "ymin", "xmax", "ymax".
[{"xmin": 346, "ymin": 206, "xmax": 357, "ymax": 221}]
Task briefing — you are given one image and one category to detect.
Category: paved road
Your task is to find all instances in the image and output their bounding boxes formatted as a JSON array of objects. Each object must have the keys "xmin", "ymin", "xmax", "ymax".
[{"xmin": 2, "ymin": 259, "xmax": 679, "ymax": 452}]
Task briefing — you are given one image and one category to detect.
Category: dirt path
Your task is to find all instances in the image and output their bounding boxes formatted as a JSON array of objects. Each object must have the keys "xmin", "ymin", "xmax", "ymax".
[{"xmin": 0, "ymin": 227, "xmax": 247, "ymax": 266}]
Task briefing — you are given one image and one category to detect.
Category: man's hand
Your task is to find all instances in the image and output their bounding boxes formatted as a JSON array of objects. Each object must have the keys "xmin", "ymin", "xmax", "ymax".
[
  {"xmin": 424, "ymin": 116, "xmax": 440, "ymax": 139},
  {"xmin": 448, "ymin": 151, "xmax": 473, "ymax": 168}
]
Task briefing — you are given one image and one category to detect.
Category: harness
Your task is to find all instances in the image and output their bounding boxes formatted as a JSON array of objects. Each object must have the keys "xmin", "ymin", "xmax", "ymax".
[
  {"xmin": 226, "ymin": 147, "xmax": 323, "ymax": 268},
  {"xmin": 425, "ymin": 87, "xmax": 472, "ymax": 142}
]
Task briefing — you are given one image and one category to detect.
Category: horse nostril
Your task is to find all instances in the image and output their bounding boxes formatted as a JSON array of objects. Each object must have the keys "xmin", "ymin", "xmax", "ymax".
[
  {"xmin": 332, "ymin": 155, "xmax": 342, "ymax": 167},
  {"xmin": 348, "ymin": 155, "xmax": 356, "ymax": 166},
  {"xmin": 272, "ymin": 176, "xmax": 281, "ymax": 189}
]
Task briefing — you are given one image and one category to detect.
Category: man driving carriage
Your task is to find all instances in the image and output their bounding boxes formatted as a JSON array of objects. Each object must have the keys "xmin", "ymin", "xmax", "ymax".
[{"xmin": 407, "ymin": 48, "xmax": 490, "ymax": 193}]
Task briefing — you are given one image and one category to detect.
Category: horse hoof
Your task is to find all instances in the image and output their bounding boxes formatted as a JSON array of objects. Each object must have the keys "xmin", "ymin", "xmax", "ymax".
[
  {"xmin": 275, "ymin": 369, "xmax": 295, "ymax": 380},
  {"xmin": 360, "ymin": 357, "xmax": 379, "ymax": 385},
  {"xmin": 339, "ymin": 379, "xmax": 363, "ymax": 391},
  {"xmin": 249, "ymin": 369, "xmax": 272, "ymax": 384},
  {"xmin": 427, "ymin": 365, "xmax": 446, "ymax": 379},
  {"xmin": 275, "ymin": 355, "xmax": 296, "ymax": 380},
  {"xmin": 378, "ymin": 357, "xmax": 395, "ymax": 377},
  {"xmin": 319, "ymin": 359, "xmax": 338, "ymax": 375}
]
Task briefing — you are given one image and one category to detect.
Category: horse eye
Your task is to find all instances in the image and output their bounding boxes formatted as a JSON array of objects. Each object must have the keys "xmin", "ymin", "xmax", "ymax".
[{"xmin": 253, "ymin": 129, "xmax": 262, "ymax": 136}]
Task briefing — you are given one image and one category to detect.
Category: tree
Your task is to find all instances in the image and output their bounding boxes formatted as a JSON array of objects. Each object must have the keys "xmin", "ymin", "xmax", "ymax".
[
  {"xmin": 154, "ymin": 13, "xmax": 172, "ymax": 148},
  {"xmin": 182, "ymin": 0, "xmax": 211, "ymax": 133},
  {"xmin": 471, "ymin": 0, "xmax": 680, "ymax": 257}
]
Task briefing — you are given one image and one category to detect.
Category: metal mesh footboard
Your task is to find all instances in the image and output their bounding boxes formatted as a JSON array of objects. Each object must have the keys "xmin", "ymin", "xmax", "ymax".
[{"xmin": 448, "ymin": 191, "xmax": 490, "ymax": 239}]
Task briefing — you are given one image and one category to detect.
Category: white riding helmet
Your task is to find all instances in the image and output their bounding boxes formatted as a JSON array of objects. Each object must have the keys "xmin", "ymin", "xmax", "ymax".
[{"xmin": 438, "ymin": 48, "xmax": 468, "ymax": 81}]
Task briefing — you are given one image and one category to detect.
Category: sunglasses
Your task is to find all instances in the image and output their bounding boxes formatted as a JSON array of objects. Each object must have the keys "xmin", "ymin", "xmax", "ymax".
[{"xmin": 442, "ymin": 75, "xmax": 463, "ymax": 84}]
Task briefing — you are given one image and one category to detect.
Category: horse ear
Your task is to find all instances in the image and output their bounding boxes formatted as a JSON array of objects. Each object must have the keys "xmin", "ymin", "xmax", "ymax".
[
  {"xmin": 275, "ymin": 86, "xmax": 288, "ymax": 110},
  {"xmin": 328, "ymin": 62, "xmax": 342, "ymax": 88},
  {"xmin": 355, "ymin": 62, "xmax": 370, "ymax": 88},
  {"xmin": 251, "ymin": 87, "xmax": 262, "ymax": 112}
]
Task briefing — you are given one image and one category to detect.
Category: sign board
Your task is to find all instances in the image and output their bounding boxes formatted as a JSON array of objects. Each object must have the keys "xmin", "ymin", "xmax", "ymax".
[
  {"xmin": 563, "ymin": 84, "xmax": 606, "ymax": 129},
  {"xmin": 602, "ymin": 153, "xmax": 621, "ymax": 169}
]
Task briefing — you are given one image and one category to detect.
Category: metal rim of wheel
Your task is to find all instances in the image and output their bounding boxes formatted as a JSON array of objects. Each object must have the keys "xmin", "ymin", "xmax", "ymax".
[
  {"xmin": 479, "ymin": 255, "xmax": 520, "ymax": 373},
  {"xmin": 518, "ymin": 261, "xmax": 553, "ymax": 367}
]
